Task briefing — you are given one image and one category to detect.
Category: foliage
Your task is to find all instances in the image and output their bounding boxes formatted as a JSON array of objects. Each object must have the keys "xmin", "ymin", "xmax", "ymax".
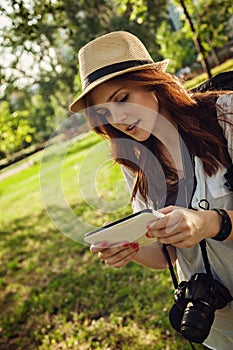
[
  {"xmin": 115, "ymin": 0, "xmax": 169, "ymax": 61},
  {"xmin": 0, "ymin": 0, "xmax": 233, "ymax": 158},
  {"xmin": 156, "ymin": 21, "xmax": 196, "ymax": 72},
  {"xmin": 0, "ymin": 101, "xmax": 35, "ymax": 156},
  {"xmin": 174, "ymin": 0, "xmax": 233, "ymax": 59},
  {"xmin": 0, "ymin": 0, "xmax": 170, "ymax": 153},
  {"xmin": 0, "ymin": 132, "xmax": 207, "ymax": 350},
  {"xmin": 194, "ymin": 0, "xmax": 233, "ymax": 51},
  {"xmin": 26, "ymin": 92, "xmax": 60, "ymax": 142},
  {"xmin": 0, "ymin": 0, "xmax": 169, "ymax": 96}
]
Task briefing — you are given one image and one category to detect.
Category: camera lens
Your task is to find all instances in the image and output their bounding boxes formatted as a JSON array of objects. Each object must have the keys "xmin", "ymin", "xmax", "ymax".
[
  {"xmin": 181, "ymin": 302, "xmax": 215, "ymax": 343},
  {"xmin": 169, "ymin": 303, "xmax": 185, "ymax": 332}
]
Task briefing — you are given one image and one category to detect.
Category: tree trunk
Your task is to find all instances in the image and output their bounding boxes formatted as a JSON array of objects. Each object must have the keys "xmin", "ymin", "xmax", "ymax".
[{"xmin": 178, "ymin": 0, "xmax": 212, "ymax": 78}]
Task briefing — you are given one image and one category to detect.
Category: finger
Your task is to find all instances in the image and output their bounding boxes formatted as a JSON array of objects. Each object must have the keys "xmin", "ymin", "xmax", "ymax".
[
  {"xmin": 158, "ymin": 231, "xmax": 184, "ymax": 244},
  {"xmin": 158, "ymin": 209, "xmax": 188, "ymax": 234},
  {"xmin": 105, "ymin": 249, "xmax": 139, "ymax": 268},
  {"xmin": 146, "ymin": 215, "xmax": 170, "ymax": 232},
  {"xmin": 164, "ymin": 210, "xmax": 191, "ymax": 235},
  {"xmin": 149, "ymin": 218, "xmax": 185, "ymax": 238},
  {"xmin": 158, "ymin": 206, "xmax": 177, "ymax": 214},
  {"xmin": 146, "ymin": 212, "xmax": 186, "ymax": 238},
  {"xmin": 145, "ymin": 208, "xmax": 176, "ymax": 231},
  {"xmin": 98, "ymin": 242, "xmax": 139, "ymax": 261},
  {"xmin": 90, "ymin": 241, "xmax": 109, "ymax": 254},
  {"xmin": 91, "ymin": 240, "xmax": 130, "ymax": 251},
  {"xmin": 109, "ymin": 241, "xmax": 131, "ymax": 248},
  {"xmin": 172, "ymin": 238, "xmax": 196, "ymax": 248},
  {"xmin": 146, "ymin": 218, "xmax": 161, "ymax": 230}
]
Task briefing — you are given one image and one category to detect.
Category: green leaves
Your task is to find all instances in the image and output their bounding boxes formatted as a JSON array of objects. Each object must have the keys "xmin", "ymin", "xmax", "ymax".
[
  {"xmin": 1, "ymin": 0, "xmax": 233, "ymax": 162},
  {"xmin": 0, "ymin": 101, "xmax": 35, "ymax": 156}
]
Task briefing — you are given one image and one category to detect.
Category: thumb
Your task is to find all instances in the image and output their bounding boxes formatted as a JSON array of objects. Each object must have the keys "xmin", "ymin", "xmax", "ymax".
[{"xmin": 159, "ymin": 205, "xmax": 177, "ymax": 215}]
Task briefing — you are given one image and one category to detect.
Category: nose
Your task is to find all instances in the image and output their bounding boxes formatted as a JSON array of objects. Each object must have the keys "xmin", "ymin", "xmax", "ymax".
[{"xmin": 109, "ymin": 103, "xmax": 128, "ymax": 124}]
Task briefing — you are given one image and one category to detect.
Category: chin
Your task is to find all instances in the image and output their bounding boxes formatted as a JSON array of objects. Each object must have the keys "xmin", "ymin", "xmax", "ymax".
[
  {"xmin": 135, "ymin": 130, "xmax": 151, "ymax": 142},
  {"xmin": 134, "ymin": 135, "xmax": 151, "ymax": 142}
]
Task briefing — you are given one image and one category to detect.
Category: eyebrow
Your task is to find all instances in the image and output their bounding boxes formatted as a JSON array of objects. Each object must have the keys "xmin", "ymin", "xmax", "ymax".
[{"xmin": 107, "ymin": 88, "xmax": 123, "ymax": 102}]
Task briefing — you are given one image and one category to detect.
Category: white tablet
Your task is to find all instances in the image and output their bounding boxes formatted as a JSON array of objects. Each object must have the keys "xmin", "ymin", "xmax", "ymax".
[{"xmin": 84, "ymin": 209, "xmax": 164, "ymax": 246}]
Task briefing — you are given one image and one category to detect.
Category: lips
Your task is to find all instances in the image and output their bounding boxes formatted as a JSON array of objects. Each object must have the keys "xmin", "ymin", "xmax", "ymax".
[{"xmin": 126, "ymin": 119, "xmax": 141, "ymax": 131}]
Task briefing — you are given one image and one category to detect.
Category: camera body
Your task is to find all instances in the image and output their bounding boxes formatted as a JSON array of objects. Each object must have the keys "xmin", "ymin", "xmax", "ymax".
[{"xmin": 169, "ymin": 272, "xmax": 233, "ymax": 343}]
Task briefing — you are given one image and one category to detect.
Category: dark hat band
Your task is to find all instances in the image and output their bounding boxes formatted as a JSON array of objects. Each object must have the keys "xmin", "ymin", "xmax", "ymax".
[{"xmin": 82, "ymin": 59, "xmax": 153, "ymax": 90}]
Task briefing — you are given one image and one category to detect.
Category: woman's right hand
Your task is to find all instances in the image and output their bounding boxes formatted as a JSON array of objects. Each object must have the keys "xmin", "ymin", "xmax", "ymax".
[{"xmin": 90, "ymin": 241, "xmax": 140, "ymax": 268}]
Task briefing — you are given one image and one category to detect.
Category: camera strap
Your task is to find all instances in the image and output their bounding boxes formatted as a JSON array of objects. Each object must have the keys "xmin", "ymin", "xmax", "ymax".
[
  {"xmin": 162, "ymin": 244, "xmax": 179, "ymax": 289},
  {"xmin": 162, "ymin": 239, "xmax": 212, "ymax": 290},
  {"xmin": 199, "ymin": 239, "xmax": 213, "ymax": 277}
]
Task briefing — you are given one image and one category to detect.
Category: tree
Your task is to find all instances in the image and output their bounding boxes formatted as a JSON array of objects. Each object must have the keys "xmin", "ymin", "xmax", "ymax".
[
  {"xmin": 193, "ymin": 0, "xmax": 233, "ymax": 60},
  {"xmin": 0, "ymin": 0, "xmax": 116, "ymax": 107},
  {"xmin": 0, "ymin": 101, "xmax": 35, "ymax": 157},
  {"xmin": 173, "ymin": 0, "xmax": 233, "ymax": 77},
  {"xmin": 175, "ymin": 0, "xmax": 212, "ymax": 77},
  {"xmin": 1, "ymin": 0, "xmax": 232, "ymax": 154},
  {"xmin": 157, "ymin": 21, "xmax": 196, "ymax": 73},
  {"xmin": 0, "ymin": 0, "xmax": 170, "ymax": 148},
  {"xmin": 115, "ymin": 0, "xmax": 169, "ymax": 62},
  {"xmin": 0, "ymin": 1, "xmax": 117, "ymax": 149}
]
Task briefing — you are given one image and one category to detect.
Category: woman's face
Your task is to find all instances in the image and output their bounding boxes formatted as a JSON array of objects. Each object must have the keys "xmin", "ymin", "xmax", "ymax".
[{"xmin": 89, "ymin": 79, "xmax": 161, "ymax": 141}]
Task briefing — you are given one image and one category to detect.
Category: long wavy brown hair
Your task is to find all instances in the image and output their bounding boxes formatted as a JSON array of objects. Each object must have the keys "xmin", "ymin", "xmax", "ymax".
[{"xmin": 85, "ymin": 69, "xmax": 232, "ymax": 203}]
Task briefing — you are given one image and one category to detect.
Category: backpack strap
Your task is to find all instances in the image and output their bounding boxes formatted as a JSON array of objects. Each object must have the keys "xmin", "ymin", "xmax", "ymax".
[{"xmin": 191, "ymin": 71, "xmax": 233, "ymax": 93}]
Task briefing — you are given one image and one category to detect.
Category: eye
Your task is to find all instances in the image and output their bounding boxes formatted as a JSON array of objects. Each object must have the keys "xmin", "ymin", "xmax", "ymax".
[
  {"xmin": 95, "ymin": 107, "xmax": 111, "ymax": 119},
  {"xmin": 116, "ymin": 94, "xmax": 128, "ymax": 104}
]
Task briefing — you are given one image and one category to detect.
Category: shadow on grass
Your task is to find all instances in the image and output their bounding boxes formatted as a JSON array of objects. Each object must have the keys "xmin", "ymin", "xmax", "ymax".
[{"xmin": 0, "ymin": 207, "xmax": 207, "ymax": 350}]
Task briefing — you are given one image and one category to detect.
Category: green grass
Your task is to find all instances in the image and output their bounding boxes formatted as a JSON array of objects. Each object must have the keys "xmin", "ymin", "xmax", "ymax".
[
  {"xmin": 0, "ymin": 128, "xmax": 207, "ymax": 349},
  {"xmin": 1, "ymin": 57, "xmax": 232, "ymax": 349}
]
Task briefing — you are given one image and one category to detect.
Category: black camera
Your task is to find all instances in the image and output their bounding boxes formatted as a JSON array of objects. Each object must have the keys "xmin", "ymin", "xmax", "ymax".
[{"xmin": 169, "ymin": 272, "xmax": 233, "ymax": 344}]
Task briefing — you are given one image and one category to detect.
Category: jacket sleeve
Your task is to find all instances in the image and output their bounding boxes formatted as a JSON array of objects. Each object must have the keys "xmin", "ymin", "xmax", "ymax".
[{"xmin": 216, "ymin": 94, "xmax": 233, "ymax": 161}]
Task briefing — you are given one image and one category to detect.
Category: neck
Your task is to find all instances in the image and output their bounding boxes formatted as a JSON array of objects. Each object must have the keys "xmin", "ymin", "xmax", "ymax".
[
  {"xmin": 153, "ymin": 107, "xmax": 178, "ymax": 146},
  {"xmin": 153, "ymin": 108, "xmax": 183, "ymax": 178}
]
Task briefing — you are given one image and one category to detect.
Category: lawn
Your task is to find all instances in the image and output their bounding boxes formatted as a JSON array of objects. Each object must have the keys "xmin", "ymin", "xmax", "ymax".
[{"xmin": 0, "ymin": 130, "xmax": 208, "ymax": 350}]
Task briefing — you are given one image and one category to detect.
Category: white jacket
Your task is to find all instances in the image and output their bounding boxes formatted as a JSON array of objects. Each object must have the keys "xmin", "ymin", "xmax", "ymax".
[{"xmin": 122, "ymin": 94, "xmax": 233, "ymax": 350}]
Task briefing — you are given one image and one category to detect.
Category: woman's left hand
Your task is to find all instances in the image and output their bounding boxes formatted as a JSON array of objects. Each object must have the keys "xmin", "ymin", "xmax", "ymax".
[{"xmin": 146, "ymin": 206, "xmax": 221, "ymax": 248}]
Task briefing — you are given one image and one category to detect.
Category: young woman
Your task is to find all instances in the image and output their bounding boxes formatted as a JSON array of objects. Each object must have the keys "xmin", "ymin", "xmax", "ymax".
[{"xmin": 70, "ymin": 31, "xmax": 233, "ymax": 350}]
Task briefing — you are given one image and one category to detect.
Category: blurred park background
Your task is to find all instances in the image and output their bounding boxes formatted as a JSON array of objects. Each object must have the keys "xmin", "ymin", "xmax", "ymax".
[{"xmin": 0, "ymin": 0, "xmax": 233, "ymax": 349}]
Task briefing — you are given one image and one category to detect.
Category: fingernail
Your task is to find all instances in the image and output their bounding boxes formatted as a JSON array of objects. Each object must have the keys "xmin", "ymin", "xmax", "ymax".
[
  {"xmin": 101, "ymin": 241, "xmax": 108, "ymax": 248},
  {"xmin": 110, "ymin": 241, "xmax": 129, "ymax": 248},
  {"xmin": 92, "ymin": 241, "xmax": 108, "ymax": 248},
  {"xmin": 146, "ymin": 224, "xmax": 151, "ymax": 230},
  {"xmin": 132, "ymin": 242, "xmax": 139, "ymax": 249},
  {"xmin": 146, "ymin": 232, "xmax": 151, "ymax": 238}
]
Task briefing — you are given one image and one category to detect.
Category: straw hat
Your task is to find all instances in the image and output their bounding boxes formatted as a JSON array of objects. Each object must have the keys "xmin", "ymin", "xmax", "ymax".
[{"xmin": 70, "ymin": 31, "xmax": 169, "ymax": 113}]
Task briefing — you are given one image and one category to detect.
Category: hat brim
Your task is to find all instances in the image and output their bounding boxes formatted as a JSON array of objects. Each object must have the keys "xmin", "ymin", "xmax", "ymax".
[{"xmin": 69, "ymin": 59, "xmax": 169, "ymax": 113}]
